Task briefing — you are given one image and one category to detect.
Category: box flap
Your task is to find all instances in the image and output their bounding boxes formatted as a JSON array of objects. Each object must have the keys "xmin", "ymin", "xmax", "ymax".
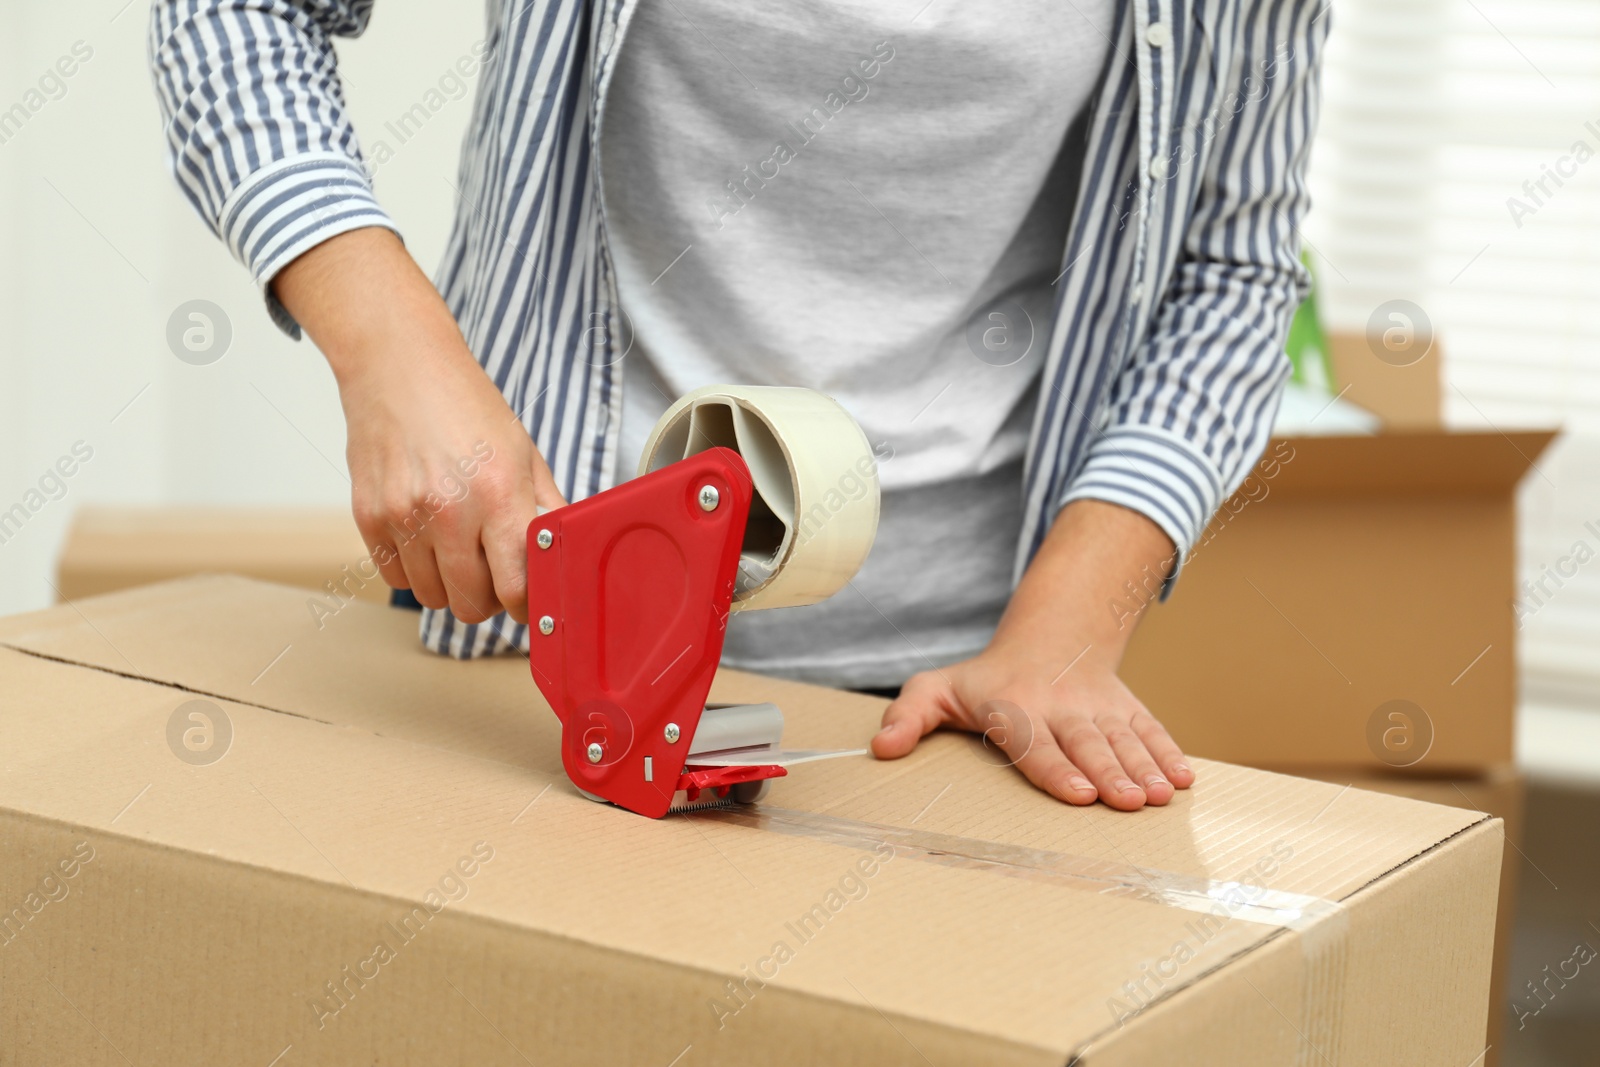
[
  {"xmin": 0, "ymin": 577, "xmax": 1492, "ymax": 1060},
  {"xmin": 1326, "ymin": 330, "xmax": 1444, "ymax": 430},
  {"xmin": 1261, "ymin": 430, "xmax": 1556, "ymax": 497}
]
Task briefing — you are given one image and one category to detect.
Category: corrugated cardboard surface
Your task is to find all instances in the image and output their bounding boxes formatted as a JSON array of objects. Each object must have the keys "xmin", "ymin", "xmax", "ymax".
[
  {"xmin": 0, "ymin": 577, "xmax": 1502, "ymax": 1065},
  {"xmin": 53, "ymin": 506, "xmax": 382, "ymax": 604},
  {"xmin": 1294, "ymin": 767, "xmax": 1525, "ymax": 1067},
  {"xmin": 1122, "ymin": 430, "xmax": 1554, "ymax": 771}
]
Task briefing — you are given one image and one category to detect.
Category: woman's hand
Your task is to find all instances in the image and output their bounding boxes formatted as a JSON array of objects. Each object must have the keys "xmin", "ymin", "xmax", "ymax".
[
  {"xmin": 869, "ymin": 498, "xmax": 1194, "ymax": 810},
  {"xmin": 273, "ymin": 228, "xmax": 566, "ymax": 625},
  {"xmin": 872, "ymin": 651, "xmax": 1192, "ymax": 810}
]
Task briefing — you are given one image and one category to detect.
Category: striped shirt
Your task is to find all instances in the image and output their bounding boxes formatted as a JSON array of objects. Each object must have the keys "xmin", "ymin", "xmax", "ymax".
[{"xmin": 150, "ymin": 0, "xmax": 1326, "ymax": 661}]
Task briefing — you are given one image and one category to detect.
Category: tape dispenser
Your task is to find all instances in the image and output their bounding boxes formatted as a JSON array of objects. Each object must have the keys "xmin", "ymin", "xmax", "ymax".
[{"xmin": 527, "ymin": 386, "xmax": 880, "ymax": 817}]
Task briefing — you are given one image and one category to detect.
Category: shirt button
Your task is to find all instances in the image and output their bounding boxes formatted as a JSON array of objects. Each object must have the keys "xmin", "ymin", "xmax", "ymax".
[
  {"xmin": 1131, "ymin": 283, "xmax": 1145, "ymax": 304},
  {"xmin": 1149, "ymin": 156, "xmax": 1170, "ymax": 181},
  {"xmin": 599, "ymin": 20, "xmax": 616, "ymax": 54},
  {"xmin": 1146, "ymin": 21, "xmax": 1171, "ymax": 47}
]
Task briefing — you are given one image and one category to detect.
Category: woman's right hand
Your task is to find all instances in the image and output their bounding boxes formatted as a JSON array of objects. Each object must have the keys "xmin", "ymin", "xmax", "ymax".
[{"xmin": 273, "ymin": 227, "xmax": 566, "ymax": 625}]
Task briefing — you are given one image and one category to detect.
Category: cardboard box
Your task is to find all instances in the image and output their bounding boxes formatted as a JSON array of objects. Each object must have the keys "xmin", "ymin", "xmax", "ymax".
[
  {"xmin": 0, "ymin": 576, "xmax": 1503, "ymax": 1064},
  {"xmin": 1325, "ymin": 330, "xmax": 1443, "ymax": 430},
  {"xmin": 54, "ymin": 506, "xmax": 383, "ymax": 605},
  {"xmin": 1295, "ymin": 767, "xmax": 1525, "ymax": 1067},
  {"xmin": 1121, "ymin": 429, "xmax": 1554, "ymax": 772}
]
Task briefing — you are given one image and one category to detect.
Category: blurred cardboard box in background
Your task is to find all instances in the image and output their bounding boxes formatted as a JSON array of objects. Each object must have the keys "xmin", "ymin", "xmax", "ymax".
[
  {"xmin": 1123, "ymin": 328, "xmax": 1553, "ymax": 772},
  {"xmin": 55, "ymin": 507, "xmax": 382, "ymax": 606},
  {"xmin": 1121, "ymin": 429, "xmax": 1552, "ymax": 772}
]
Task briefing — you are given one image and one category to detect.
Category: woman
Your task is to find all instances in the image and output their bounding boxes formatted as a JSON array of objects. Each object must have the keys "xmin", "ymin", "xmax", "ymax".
[{"xmin": 150, "ymin": 0, "xmax": 1324, "ymax": 810}]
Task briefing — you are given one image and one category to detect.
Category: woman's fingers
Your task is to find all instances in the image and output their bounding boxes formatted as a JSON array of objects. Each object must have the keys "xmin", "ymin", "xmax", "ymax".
[
  {"xmin": 871, "ymin": 669, "xmax": 1196, "ymax": 814},
  {"xmin": 1094, "ymin": 712, "xmax": 1174, "ymax": 806},
  {"xmin": 393, "ymin": 535, "xmax": 448, "ymax": 610},
  {"xmin": 871, "ymin": 671, "xmax": 955, "ymax": 759},
  {"xmin": 1055, "ymin": 716, "xmax": 1149, "ymax": 811},
  {"xmin": 1010, "ymin": 727, "xmax": 1099, "ymax": 805},
  {"xmin": 1130, "ymin": 710, "xmax": 1194, "ymax": 790}
]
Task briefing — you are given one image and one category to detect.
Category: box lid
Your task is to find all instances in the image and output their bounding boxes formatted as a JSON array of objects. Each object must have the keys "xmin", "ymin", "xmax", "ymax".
[{"xmin": 0, "ymin": 577, "xmax": 1501, "ymax": 1064}]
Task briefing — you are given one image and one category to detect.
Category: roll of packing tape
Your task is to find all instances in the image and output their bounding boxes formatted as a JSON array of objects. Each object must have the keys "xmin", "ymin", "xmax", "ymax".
[{"xmin": 639, "ymin": 385, "xmax": 879, "ymax": 612}]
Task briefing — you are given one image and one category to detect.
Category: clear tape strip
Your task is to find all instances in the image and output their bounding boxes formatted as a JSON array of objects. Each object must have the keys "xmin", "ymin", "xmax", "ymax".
[
  {"xmin": 699, "ymin": 805, "xmax": 1341, "ymax": 929},
  {"xmin": 699, "ymin": 804, "xmax": 1351, "ymax": 1062},
  {"xmin": 685, "ymin": 747, "xmax": 868, "ymax": 768}
]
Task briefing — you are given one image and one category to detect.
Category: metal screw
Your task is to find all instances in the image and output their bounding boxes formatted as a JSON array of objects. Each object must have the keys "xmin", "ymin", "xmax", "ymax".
[
  {"xmin": 536, "ymin": 528, "xmax": 553, "ymax": 550},
  {"xmin": 586, "ymin": 742, "xmax": 603, "ymax": 764},
  {"xmin": 698, "ymin": 485, "xmax": 720, "ymax": 512},
  {"xmin": 538, "ymin": 615, "xmax": 554, "ymax": 635},
  {"xmin": 664, "ymin": 723, "xmax": 681, "ymax": 744}
]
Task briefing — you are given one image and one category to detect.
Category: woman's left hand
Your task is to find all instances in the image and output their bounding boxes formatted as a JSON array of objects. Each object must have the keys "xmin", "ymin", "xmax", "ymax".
[
  {"xmin": 868, "ymin": 498, "xmax": 1195, "ymax": 811},
  {"xmin": 871, "ymin": 650, "xmax": 1193, "ymax": 810}
]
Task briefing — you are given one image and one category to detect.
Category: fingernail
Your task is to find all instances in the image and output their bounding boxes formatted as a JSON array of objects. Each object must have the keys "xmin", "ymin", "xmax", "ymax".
[
  {"xmin": 1068, "ymin": 775, "xmax": 1093, "ymax": 793},
  {"xmin": 1144, "ymin": 774, "xmax": 1169, "ymax": 790},
  {"xmin": 1114, "ymin": 777, "xmax": 1140, "ymax": 794},
  {"xmin": 1172, "ymin": 762, "xmax": 1191, "ymax": 775},
  {"xmin": 877, "ymin": 723, "xmax": 896, "ymax": 735}
]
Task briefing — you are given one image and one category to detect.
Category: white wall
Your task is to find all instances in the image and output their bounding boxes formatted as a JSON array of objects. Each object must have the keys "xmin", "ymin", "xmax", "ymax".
[{"xmin": 0, "ymin": 0, "xmax": 484, "ymax": 614}]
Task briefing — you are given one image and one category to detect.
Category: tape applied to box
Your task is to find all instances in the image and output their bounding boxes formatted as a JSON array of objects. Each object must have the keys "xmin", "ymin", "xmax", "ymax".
[{"xmin": 697, "ymin": 804, "xmax": 1350, "ymax": 1062}]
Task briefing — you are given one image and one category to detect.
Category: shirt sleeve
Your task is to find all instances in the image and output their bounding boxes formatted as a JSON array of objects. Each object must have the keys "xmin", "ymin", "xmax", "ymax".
[
  {"xmin": 148, "ymin": 0, "xmax": 399, "ymax": 337},
  {"xmin": 1060, "ymin": 8, "xmax": 1327, "ymax": 582}
]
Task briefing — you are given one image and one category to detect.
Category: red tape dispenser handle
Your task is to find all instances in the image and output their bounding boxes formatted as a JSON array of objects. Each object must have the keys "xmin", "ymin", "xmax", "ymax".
[{"xmin": 526, "ymin": 447, "xmax": 770, "ymax": 818}]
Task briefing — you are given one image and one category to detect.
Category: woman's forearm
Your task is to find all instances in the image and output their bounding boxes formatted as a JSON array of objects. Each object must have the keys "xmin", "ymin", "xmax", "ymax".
[{"xmin": 987, "ymin": 498, "xmax": 1176, "ymax": 679}]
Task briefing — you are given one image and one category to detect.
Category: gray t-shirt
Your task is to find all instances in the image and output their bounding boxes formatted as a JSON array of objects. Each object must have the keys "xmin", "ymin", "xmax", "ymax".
[{"xmin": 601, "ymin": 0, "xmax": 1112, "ymax": 687}]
